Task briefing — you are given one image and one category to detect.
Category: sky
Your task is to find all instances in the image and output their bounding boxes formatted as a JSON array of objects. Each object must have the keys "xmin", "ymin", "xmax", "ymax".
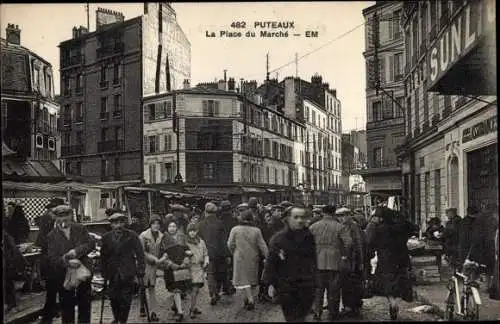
[{"xmin": 0, "ymin": 1, "xmax": 374, "ymax": 132}]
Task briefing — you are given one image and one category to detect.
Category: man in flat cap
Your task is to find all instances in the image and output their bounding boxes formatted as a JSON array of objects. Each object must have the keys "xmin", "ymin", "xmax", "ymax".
[
  {"xmin": 47, "ymin": 205, "xmax": 96, "ymax": 324},
  {"xmin": 197, "ymin": 202, "xmax": 231, "ymax": 304},
  {"xmin": 37, "ymin": 198, "xmax": 65, "ymax": 323},
  {"xmin": 100, "ymin": 212, "xmax": 146, "ymax": 324}
]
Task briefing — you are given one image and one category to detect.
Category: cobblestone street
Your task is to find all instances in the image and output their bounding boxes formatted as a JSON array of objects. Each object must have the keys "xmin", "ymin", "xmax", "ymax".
[{"xmin": 30, "ymin": 277, "xmax": 441, "ymax": 323}]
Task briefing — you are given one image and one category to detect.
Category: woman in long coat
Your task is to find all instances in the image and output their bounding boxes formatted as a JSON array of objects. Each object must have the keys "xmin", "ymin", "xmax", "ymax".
[
  {"xmin": 138, "ymin": 215, "xmax": 164, "ymax": 321},
  {"xmin": 227, "ymin": 209, "xmax": 268, "ymax": 310},
  {"xmin": 367, "ymin": 206, "xmax": 413, "ymax": 321}
]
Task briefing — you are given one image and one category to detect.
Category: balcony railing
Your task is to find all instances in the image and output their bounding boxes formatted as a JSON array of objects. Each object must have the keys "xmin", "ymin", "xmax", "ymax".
[
  {"xmin": 61, "ymin": 55, "xmax": 84, "ymax": 68},
  {"xmin": 394, "ymin": 74, "xmax": 404, "ymax": 81},
  {"xmin": 443, "ymin": 105, "xmax": 452, "ymax": 118},
  {"xmin": 75, "ymin": 116, "xmax": 84, "ymax": 123},
  {"xmin": 96, "ymin": 42, "xmax": 125, "ymax": 59},
  {"xmin": 75, "ymin": 87, "xmax": 83, "ymax": 95},
  {"xmin": 63, "ymin": 118, "xmax": 72, "ymax": 126},
  {"xmin": 422, "ymin": 120, "xmax": 430, "ymax": 131},
  {"xmin": 112, "ymin": 110, "xmax": 122, "ymax": 118},
  {"xmin": 100, "ymin": 112, "xmax": 109, "ymax": 120},
  {"xmin": 61, "ymin": 145, "xmax": 83, "ymax": 156},
  {"xmin": 99, "ymin": 80, "xmax": 108, "ymax": 89},
  {"xmin": 97, "ymin": 140, "xmax": 124, "ymax": 153},
  {"xmin": 369, "ymin": 158, "xmax": 401, "ymax": 169}
]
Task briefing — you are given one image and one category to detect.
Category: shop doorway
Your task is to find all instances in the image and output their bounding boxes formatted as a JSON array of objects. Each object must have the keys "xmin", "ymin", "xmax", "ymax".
[{"xmin": 467, "ymin": 143, "xmax": 498, "ymax": 211}]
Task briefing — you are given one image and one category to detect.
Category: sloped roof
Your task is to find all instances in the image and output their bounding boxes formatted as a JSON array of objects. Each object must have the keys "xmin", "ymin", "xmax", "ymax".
[{"xmin": 2, "ymin": 159, "xmax": 65, "ymax": 179}]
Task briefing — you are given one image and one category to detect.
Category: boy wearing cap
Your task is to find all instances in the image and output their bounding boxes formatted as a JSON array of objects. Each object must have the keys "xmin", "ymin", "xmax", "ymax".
[
  {"xmin": 47, "ymin": 205, "xmax": 96, "ymax": 324},
  {"xmin": 101, "ymin": 212, "xmax": 146, "ymax": 324}
]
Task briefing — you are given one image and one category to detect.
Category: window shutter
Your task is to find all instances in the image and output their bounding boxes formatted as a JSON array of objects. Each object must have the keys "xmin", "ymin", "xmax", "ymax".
[
  {"xmin": 144, "ymin": 105, "xmax": 150, "ymax": 121},
  {"xmin": 143, "ymin": 136, "xmax": 149, "ymax": 152},
  {"xmin": 214, "ymin": 101, "xmax": 220, "ymax": 116},
  {"xmin": 367, "ymin": 18, "xmax": 373, "ymax": 49},
  {"xmin": 379, "ymin": 57, "xmax": 386, "ymax": 84},
  {"xmin": 388, "ymin": 14, "xmax": 394, "ymax": 40},
  {"xmin": 202, "ymin": 101, "xmax": 208, "ymax": 116},
  {"xmin": 155, "ymin": 135, "xmax": 160, "ymax": 152},
  {"xmin": 160, "ymin": 163, "xmax": 165, "ymax": 182},
  {"xmin": 166, "ymin": 102, "xmax": 172, "ymax": 117},
  {"xmin": 389, "ymin": 55, "xmax": 394, "ymax": 81}
]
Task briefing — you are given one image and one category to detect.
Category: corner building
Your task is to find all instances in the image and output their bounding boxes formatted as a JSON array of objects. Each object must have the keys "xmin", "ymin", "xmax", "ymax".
[
  {"xmin": 397, "ymin": 0, "xmax": 496, "ymax": 228},
  {"xmin": 58, "ymin": 4, "xmax": 190, "ymax": 182},
  {"xmin": 361, "ymin": 1, "xmax": 406, "ymax": 203}
]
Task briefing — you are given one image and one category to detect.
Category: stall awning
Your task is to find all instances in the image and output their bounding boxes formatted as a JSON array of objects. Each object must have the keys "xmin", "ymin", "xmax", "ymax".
[
  {"xmin": 2, "ymin": 181, "xmax": 123, "ymax": 193},
  {"xmin": 241, "ymin": 187, "xmax": 266, "ymax": 193}
]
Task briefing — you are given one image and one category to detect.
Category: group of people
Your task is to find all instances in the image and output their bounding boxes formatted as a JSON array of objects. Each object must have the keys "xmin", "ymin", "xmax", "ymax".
[
  {"xmin": 7, "ymin": 194, "xmax": 499, "ymax": 324},
  {"xmin": 434, "ymin": 205, "xmax": 500, "ymax": 299}
]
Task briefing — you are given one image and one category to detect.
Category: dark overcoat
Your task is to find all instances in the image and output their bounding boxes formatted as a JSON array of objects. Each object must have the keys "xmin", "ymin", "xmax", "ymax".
[
  {"xmin": 47, "ymin": 223, "xmax": 96, "ymax": 279},
  {"xmin": 100, "ymin": 228, "xmax": 146, "ymax": 282},
  {"xmin": 443, "ymin": 216, "xmax": 462, "ymax": 259},
  {"xmin": 197, "ymin": 216, "xmax": 227, "ymax": 259}
]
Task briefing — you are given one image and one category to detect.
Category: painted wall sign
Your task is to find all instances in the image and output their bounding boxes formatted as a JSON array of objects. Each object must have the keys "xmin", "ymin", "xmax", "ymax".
[
  {"xmin": 428, "ymin": 0, "xmax": 496, "ymax": 88},
  {"xmin": 462, "ymin": 116, "xmax": 497, "ymax": 143}
]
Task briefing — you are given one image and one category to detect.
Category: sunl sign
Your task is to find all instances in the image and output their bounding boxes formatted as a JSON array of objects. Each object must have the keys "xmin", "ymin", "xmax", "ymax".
[{"xmin": 428, "ymin": 0, "xmax": 495, "ymax": 88}]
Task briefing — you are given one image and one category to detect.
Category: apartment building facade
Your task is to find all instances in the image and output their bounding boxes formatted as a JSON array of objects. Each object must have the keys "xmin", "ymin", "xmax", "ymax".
[
  {"xmin": 58, "ymin": 5, "xmax": 190, "ymax": 182},
  {"xmin": 397, "ymin": 0, "xmax": 496, "ymax": 227},
  {"xmin": 361, "ymin": 1, "xmax": 406, "ymax": 202},
  {"xmin": 142, "ymin": 78, "xmax": 305, "ymax": 204},
  {"xmin": 1, "ymin": 24, "xmax": 61, "ymax": 167}
]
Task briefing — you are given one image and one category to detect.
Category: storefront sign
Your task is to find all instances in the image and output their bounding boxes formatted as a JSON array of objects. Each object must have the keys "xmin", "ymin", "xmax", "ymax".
[
  {"xmin": 462, "ymin": 116, "xmax": 497, "ymax": 143},
  {"xmin": 429, "ymin": 0, "xmax": 496, "ymax": 87}
]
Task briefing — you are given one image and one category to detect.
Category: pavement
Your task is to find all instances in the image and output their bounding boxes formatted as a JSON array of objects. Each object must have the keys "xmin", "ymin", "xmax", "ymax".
[
  {"xmin": 412, "ymin": 263, "xmax": 500, "ymax": 321},
  {"xmin": 8, "ymin": 275, "xmax": 441, "ymax": 324}
]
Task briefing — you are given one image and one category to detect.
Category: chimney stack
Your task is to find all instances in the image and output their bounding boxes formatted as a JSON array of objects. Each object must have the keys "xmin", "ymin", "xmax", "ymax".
[
  {"xmin": 218, "ymin": 79, "xmax": 227, "ymax": 91},
  {"xmin": 6, "ymin": 24, "xmax": 21, "ymax": 45},
  {"xmin": 228, "ymin": 78, "xmax": 235, "ymax": 92},
  {"xmin": 183, "ymin": 79, "xmax": 190, "ymax": 89}
]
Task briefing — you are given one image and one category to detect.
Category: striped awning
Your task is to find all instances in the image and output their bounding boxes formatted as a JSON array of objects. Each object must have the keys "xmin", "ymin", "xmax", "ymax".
[{"xmin": 2, "ymin": 181, "xmax": 124, "ymax": 193}]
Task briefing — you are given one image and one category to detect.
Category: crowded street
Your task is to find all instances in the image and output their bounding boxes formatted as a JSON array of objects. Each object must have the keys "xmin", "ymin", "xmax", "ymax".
[
  {"xmin": 2, "ymin": 1, "xmax": 498, "ymax": 323},
  {"xmin": 25, "ymin": 276, "xmax": 442, "ymax": 323}
]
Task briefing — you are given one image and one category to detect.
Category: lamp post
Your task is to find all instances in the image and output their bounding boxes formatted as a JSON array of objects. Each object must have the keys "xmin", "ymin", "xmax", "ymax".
[{"xmin": 173, "ymin": 91, "xmax": 183, "ymax": 184}]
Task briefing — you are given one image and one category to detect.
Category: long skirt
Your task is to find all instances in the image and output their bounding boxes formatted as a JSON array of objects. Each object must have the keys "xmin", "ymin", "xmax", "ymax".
[{"xmin": 372, "ymin": 266, "xmax": 413, "ymax": 302}]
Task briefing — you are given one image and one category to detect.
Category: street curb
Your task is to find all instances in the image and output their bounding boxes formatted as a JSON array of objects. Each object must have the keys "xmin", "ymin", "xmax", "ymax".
[{"xmin": 413, "ymin": 287, "xmax": 445, "ymax": 318}]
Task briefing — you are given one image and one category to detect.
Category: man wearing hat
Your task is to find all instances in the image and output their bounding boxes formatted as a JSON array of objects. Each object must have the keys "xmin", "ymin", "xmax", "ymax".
[
  {"xmin": 308, "ymin": 205, "xmax": 353, "ymax": 321},
  {"xmin": 47, "ymin": 205, "xmax": 96, "ymax": 324},
  {"xmin": 197, "ymin": 202, "xmax": 231, "ymax": 305},
  {"xmin": 37, "ymin": 198, "xmax": 64, "ymax": 323},
  {"xmin": 101, "ymin": 212, "xmax": 146, "ymax": 324}
]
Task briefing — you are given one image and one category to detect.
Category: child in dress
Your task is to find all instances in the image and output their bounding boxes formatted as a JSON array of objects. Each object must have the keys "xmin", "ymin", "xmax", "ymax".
[{"xmin": 185, "ymin": 223, "xmax": 209, "ymax": 319}]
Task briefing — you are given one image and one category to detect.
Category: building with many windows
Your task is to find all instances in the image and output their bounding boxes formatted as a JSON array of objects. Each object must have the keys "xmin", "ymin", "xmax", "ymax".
[
  {"xmin": 1, "ymin": 24, "xmax": 62, "ymax": 169},
  {"xmin": 361, "ymin": 1, "xmax": 406, "ymax": 203},
  {"xmin": 58, "ymin": 4, "xmax": 190, "ymax": 182},
  {"xmin": 396, "ymin": 0, "xmax": 496, "ymax": 228},
  {"xmin": 142, "ymin": 78, "xmax": 306, "ymax": 204}
]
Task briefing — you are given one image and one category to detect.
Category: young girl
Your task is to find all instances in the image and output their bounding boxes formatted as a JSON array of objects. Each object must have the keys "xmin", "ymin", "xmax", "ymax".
[
  {"xmin": 185, "ymin": 223, "xmax": 209, "ymax": 319},
  {"xmin": 159, "ymin": 221, "xmax": 191, "ymax": 322}
]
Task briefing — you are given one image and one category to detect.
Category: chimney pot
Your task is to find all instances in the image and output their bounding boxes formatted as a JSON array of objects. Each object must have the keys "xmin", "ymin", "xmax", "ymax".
[
  {"xmin": 6, "ymin": 23, "xmax": 21, "ymax": 45},
  {"xmin": 183, "ymin": 79, "xmax": 190, "ymax": 89}
]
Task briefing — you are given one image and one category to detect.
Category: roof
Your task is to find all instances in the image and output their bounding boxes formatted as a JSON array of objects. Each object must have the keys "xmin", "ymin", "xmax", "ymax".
[
  {"xmin": 2, "ymin": 158, "xmax": 65, "ymax": 179},
  {"xmin": 58, "ymin": 16, "xmax": 142, "ymax": 47},
  {"xmin": 143, "ymin": 87, "xmax": 239, "ymax": 102},
  {"xmin": 0, "ymin": 38, "xmax": 52, "ymax": 67},
  {"xmin": 2, "ymin": 180, "xmax": 135, "ymax": 193}
]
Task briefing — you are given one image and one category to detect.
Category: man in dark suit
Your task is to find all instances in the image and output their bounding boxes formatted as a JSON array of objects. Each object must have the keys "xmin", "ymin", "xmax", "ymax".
[
  {"xmin": 100, "ymin": 212, "xmax": 146, "ymax": 324},
  {"xmin": 37, "ymin": 198, "xmax": 64, "ymax": 324},
  {"xmin": 47, "ymin": 205, "xmax": 96, "ymax": 324}
]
